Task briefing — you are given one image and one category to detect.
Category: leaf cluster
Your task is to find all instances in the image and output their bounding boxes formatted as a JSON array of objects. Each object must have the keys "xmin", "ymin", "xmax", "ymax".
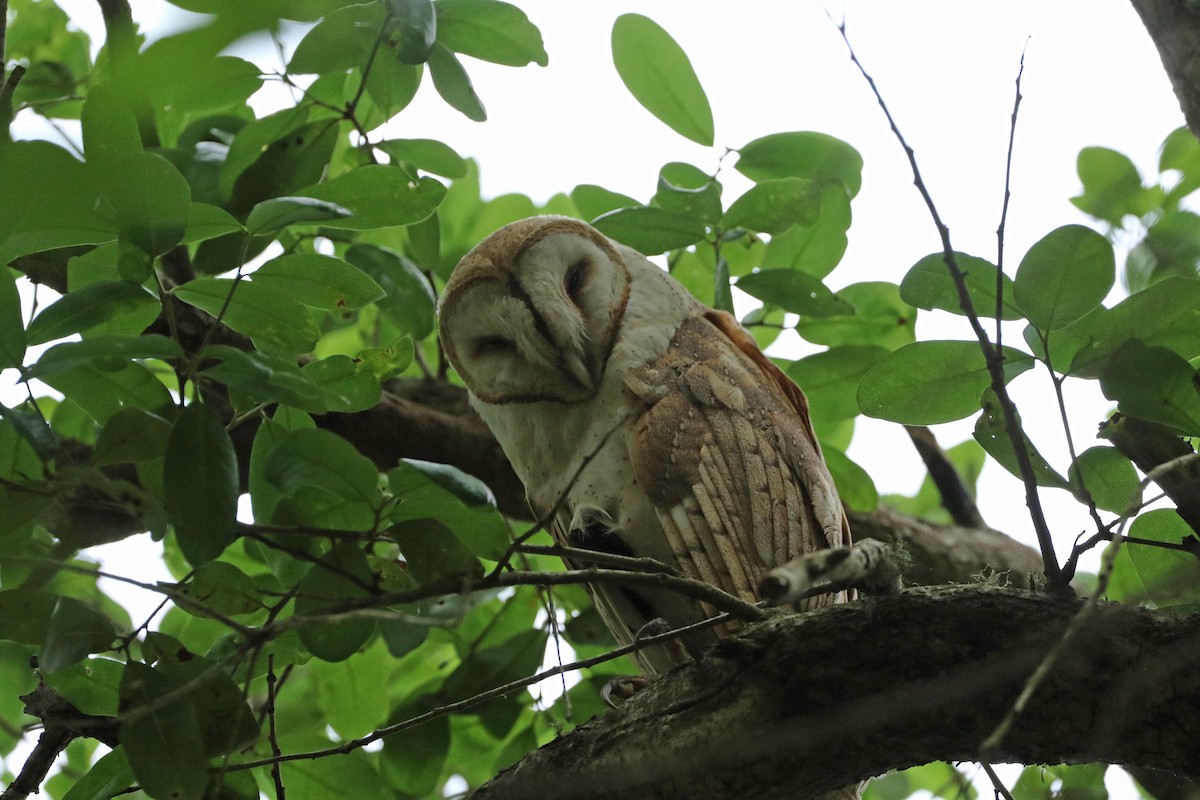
[{"xmin": 0, "ymin": 3, "xmax": 1196, "ymax": 800}]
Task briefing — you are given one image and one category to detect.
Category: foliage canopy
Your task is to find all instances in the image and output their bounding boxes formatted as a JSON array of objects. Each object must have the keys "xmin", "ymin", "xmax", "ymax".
[{"xmin": 1, "ymin": 1, "xmax": 1199, "ymax": 799}]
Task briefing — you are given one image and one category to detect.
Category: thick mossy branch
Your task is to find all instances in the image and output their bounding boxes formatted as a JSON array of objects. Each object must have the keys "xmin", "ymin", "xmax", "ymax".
[{"xmin": 472, "ymin": 586, "xmax": 1200, "ymax": 800}]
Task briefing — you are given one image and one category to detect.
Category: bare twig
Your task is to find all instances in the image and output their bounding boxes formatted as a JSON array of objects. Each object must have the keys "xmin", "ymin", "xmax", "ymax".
[
  {"xmin": 994, "ymin": 41, "xmax": 1028, "ymax": 341},
  {"xmin": 266, "ymin": 656, "xmax": 286, "ymax": 800},
  {"xmin": 981, "ymin": 528, "xmax": 1124, "ymax": 756},
  {"xmin": 981, "ymin": 762, "xmax": 1017, "ymax": 800},
  {"xmin": 834, "ymin": 19, "xmax": 1061, "ymax": 586},
  {"xmin": 904, "ymin": 426, "xmax": 985, "ymax": 527},
  {"xmin": 225, "ymin": 610, "xmax": 734, "ymax": 773},
  {"xmin": 487, "ymin": 414, "xmax": 633, "ymax": 578}
]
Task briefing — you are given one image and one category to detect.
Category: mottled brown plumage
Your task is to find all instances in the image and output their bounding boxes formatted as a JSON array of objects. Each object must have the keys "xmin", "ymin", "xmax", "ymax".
[{"xmin": 438, "ymin": 216, "xmax": 849, "ymax": 675}]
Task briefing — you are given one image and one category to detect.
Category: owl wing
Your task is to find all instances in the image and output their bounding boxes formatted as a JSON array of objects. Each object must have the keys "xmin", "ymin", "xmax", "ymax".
[{"xmin": 626, "ymin": 310, "xmax": 850, "ymax": 610}]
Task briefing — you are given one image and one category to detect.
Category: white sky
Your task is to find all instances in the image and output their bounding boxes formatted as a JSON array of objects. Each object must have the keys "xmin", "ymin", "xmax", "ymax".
[{"xmin": 14, "ymin": 2, "xmax": 1186, "ymax": 794}]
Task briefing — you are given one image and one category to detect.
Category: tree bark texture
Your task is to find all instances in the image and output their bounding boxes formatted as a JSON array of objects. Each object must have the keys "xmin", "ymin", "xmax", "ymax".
[
  {"xmin": 471, "ymin": 586, "xmax": 1200, "ymax": 800},
  {"xmin": 1131, "ymin": 0, "xmax": 1200, "ymax": 137}
]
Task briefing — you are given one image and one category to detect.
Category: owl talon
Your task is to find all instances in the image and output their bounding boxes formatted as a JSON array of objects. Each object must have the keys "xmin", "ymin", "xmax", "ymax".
[
  {"xmin": 567, "ymin": 505, "xmax": 633, "ymax": 557},
  {"xmin": 601, "ymin": 675, "xmax": 655, "ymax": 707}
]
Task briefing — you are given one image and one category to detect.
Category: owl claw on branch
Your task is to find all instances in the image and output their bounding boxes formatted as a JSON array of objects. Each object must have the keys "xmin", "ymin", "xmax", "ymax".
[{"xmin": 759, "ymin": 540, "xmax": 904, "ymax": 606}]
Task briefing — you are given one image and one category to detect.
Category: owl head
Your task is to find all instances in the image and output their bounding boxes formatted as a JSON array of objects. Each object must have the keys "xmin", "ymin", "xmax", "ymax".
[{"xmin": 438, "ymin": 216, "xmax": 633, "ymax": 404}]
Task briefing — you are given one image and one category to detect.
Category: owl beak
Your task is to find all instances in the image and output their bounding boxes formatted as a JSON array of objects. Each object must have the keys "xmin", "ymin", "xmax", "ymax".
[{"xmin": 562, "ymin": 352, "xmax": 597, "ymax": 393}]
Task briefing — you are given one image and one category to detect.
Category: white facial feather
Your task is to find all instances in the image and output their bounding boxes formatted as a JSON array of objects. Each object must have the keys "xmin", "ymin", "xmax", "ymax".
[{"xmin": 438, "ymin": 216, "xmax": 850, "ymax": 679}]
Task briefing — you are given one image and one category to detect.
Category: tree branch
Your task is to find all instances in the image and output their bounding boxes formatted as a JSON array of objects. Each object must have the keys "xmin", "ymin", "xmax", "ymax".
[
  {"xmin": 903, "ymin": 426, "xmax": 985, "ymax": 528},
  {"xmin": 1129, "ymin": 0, "xmax": 1200, "ymax": 138},
  {"xmin": 470, "ymin": 586, "xmax": 1200, "ymax": 799}
]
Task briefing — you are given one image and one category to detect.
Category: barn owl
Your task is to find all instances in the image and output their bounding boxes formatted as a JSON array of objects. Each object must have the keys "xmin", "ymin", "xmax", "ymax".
[{"xmin": 437, "ymin": 216, "xmax": 850, "ymax": 675}]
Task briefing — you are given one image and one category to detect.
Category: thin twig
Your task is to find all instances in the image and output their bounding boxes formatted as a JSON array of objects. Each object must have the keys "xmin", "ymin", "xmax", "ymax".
[
  {"xmin": 981, "ymin": 762, "xmax": 1017, "ymax": 800},
  {"xmin": 224, "ymin": 611, "xmax": 734, "ymax": 773},
  {"xmin": 833, "ymin": 19, "xmax": 1061, "ymax": 586},
  {"xmin": 994, "ymin": 41, "xmax": 1028, "ymax": 341},
  {"xmin": 266, "ymin": 656, "xmax": 286, "ymax": 800},
  {"xmin": 981, "ymin": 527, "xmax": 1124, "ymax": 756},
  {"xmin": 517, "ymin": 543, "xmax": 678, "ymax": 575},
  {"xmin": 487, "ymin": 413, "xmax": 634, "ymax": 578}
]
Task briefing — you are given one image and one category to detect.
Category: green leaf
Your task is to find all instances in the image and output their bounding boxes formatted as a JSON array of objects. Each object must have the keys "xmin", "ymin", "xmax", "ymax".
[
  {"xmin": 244, "ymin": 196, "xmax": 352, "ymax": 235},
  {"xmin": 155, "ymin": 55, "xmax": 263, "ymax": 115},
  {"xmin": 0, "ymin": 588, "xmax": 57, "ymax": 645},
  {"xmin": 1124, "ymin": 509, "xmax": 1200, "ymax": 606},
  {"xmin": 28, "ymin": 334, "xmax": 182, "ymax": 378},
  {"xmin": 311, "ymin": 639, "xmax": 392, "ymax": 739},
  {"xmin": 611, "ymin": 14, "xmax": 713, "ymax": 146},
  {"xmin": 1070, "ymin": 146, "xmax": 1149, "ymax": 224},
  {"xmin": 722, "ymin": 178, "xmax": 820, "ymax": 234},
  {"xmin": 761, "ymin": 184, "xmax": 851, "ymax": 279},
  {"xmin": 858, "ymin": 341, "xmax": 1034, "ymax": 424},
  {"xmin": 296, "ymin": 166, "xmax": 447, "ymax": 230},
  {"xmin": 1099, "ymin": 340, "xmax": 1200, "ymax": 435},
  {"xmin": 387, "ymin": 461, "xmax": 509, "ymax": 560},
  {"xmin": 0, "ymin": 142, "xmax": 117, "ymax": 263},
  {"xmin": 735, "ymin": 269, "xmax": 853, "ymax": 318},
  {"xmin": 198, "ymin": 345, "xmax": 331, "ymax": 412},
  {"xmin": 295, "ymin": 541, "xmax": 375, "ymax": 662},
  {"xmin": 591, "ymin": 206, "xmax": 706, "ymax": 254},
  {"xmin": 0, "ymin": 268, "xmax": 26, "ymax": 371},
  {"xmin": 1067, "ymin": 277, "xmax": 1200, "ymax": 377},
  {"xmin": 381, "ymin": 700, "xmax": 450, "ymax": 796},
  {"xmin": 1014, "ymin": 224, "xmax": 1115, "ymax": 331},
  {"xmin": 900, "ymin": 252, "xmax": 1022, "ymax": 321},
  {"xmin": 972, "ymin": 388, "xmax": 1070, "ymax": 490},
  {"xmin": 180, "ymin": 561, "xmax": 262, "ymax": 617},
  {"xmin": 221, "ymin": 114, "xmax": 338, "ymax": 214},
  {"xmin": 251, "ymin": 253, "xmax": 384, "ymax": 311},
  {"xmin": 1068, "ymin": 446, "xmax": 1142, "ymax": 515},
  {"xmin": 45, "ymin": 657, "xmax": 123, "ymax": 716},
  {"xmin": 1125, "ymin": 210, "xmax": 1200, "ymax": 293},
  {"xmin": 26, "ymin": 282, "xmax": 157, "ymax": 346},
  {"xmin": 428, "ymin": 42, "xmax": 487, "ymax": 121},
  {"xmin": 822, "ymin": 446, "xmax": 878, "ymax": 512},
  {"xmin": 1161, "ymin": 125, "xmax": 1200, "ymax": 203},
  {"xmin": 175, "ymin": 277, "xmax": 320, "ymax": 354},
  {"xmin": 93, "ymin": 153, "xmax": 192, "ymax": 257},
  {"xmin": 91, "ymin": 408, "xmax": 173, "ymax": 466},
  {"xmin": 358, "ymin": 336, "xmax": 415, "ymax": 381},
  {"xmin": 289, "ymin": 3, "xmax": 382, "ymax": 73},
  {"xmin": 301, "ymin": 356, "xmax": 382, "ymax": 413},
  {"xmin": 40, "ymin": 362, "xmax": 173, "ymax": 424},
  {"xmin": 145, "ymin": 633, "xmax": 260, "ymax": 756},
  {"xmin": 653, "ymin": 162, "xmax": 722, "ymax": 226},
  {"xmin": 165, "ymin": 404, "xmax": 239, "ymax": 566},
  {"xmin": 264, "ymin": 428, "xmax": 380, "ymax": 504},
  {"xmin": 60, "ymin": 749, "xmax": 135, "ymax": 800},
  {"xmin": 280, "ymin": 741, "xmax": 390, "ymax": 800},
  {"xmin": 385, "ymin": 0, "xmax": 438, "ymax": 64},
  {"xmin": 737, "ymin": 132, "xmax": 863, "ymax": 197},
  {"xmin": 571, "ymin": 184, "xmax": 640, "ymax": 221},
  {"xmin": 786, "ymin": 345, "xmax": 889, "ymax": 423},
  {"xmin": 346, "ymin": 243, "xmax": 438, "ymax": 338},
  {"xmin": 794, "ymin": 281, "xmax": 917, "ymax": 350},
  {"xmin": 376, "ymin": 138, "xmax": 467, "ymax": 178},
  {"xmin": 80, "ymin": 86, "xmax": 141, "ymax": 167},
  {"xmin": 435, "ymin": 0, "xmax": 548, "ymax": 66},
  {"xmin": 40, "ymin": 598, "xmax": 117, "ymax": 674},
  {"xmin": 118, "ymin": 661, "xmax": 208, "ymax": 800}
]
